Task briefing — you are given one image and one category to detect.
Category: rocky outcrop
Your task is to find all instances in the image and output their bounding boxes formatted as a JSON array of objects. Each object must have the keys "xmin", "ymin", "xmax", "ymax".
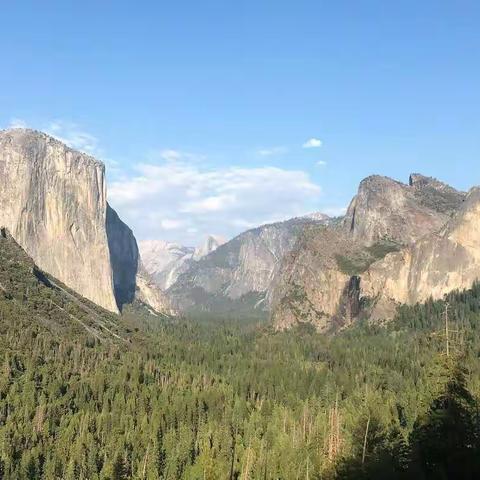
[
  {"xmin": 135, "ymin": 266, "xmax": 176, "ymax": 315},
  {"xmin": 192, "ymin": 235, "xmax": 225, "ymax": 261},
  {"xmin": 0, "ymin": 128, "xmax": 120, "ymax": 312},
  {"xmin": 0, "ymin": 128, "xmax": 169, "ymax": 315},
  {"xmin": 168, "ymin": 216, "xmax": 330, "ymax": 315},
  {"xmin": 139, "ymin": 235, "xmax": 225, "ymax": 291},
  {"xmin": 271, "ymin": 173, "xmax": 470, "ymax": 331},
  {"xmin": 343, "ymin": 174, "xmax": 464, "ymax": 246},
  {"xmin": 362, "ymin": 187, "xmax": 480, "ymax": 319}
]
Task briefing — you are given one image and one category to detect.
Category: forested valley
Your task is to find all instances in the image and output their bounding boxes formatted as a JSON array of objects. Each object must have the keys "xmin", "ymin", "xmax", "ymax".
[{"xmin": 1, "ymin": 234, "xmax": 480, "ymax": 479}]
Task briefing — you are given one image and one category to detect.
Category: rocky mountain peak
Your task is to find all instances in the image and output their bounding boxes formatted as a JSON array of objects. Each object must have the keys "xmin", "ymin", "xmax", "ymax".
[
  {"xmin": 2, "ymin": 128, "xmax": 104, "ymax": 169},
  {"xmin": 192, "ymin": 235, "xmax": 225, "ymax": 261},
  {"xmin": 409, "ymin": 172, "xmax": 456, "ymax": 192},
  {"xmin": 271, "ymin": 172, "xmax": 474, "ymax": 332},
  {"xmin": 343, "ymin": 174, "xmax": 464, "ymax": 246}
]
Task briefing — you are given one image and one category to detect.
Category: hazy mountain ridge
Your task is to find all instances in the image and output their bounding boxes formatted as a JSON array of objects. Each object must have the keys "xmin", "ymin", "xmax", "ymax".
[
  {"xmin": 139, "ymin": 235, "xmax": 225, "ymax": 290},
  {"xmin": 167, "ymin": 215, "xmax": 331, "ymax": 315}
]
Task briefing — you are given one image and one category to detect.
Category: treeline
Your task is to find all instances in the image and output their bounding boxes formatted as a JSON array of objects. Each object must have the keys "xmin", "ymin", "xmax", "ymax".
[{"xmin": 1, "ymin": 279, "xmax": 480, "ymax": 478}]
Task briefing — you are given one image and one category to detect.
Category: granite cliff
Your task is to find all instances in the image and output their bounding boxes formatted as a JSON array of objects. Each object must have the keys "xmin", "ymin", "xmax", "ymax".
[
  {"xmin": 0, "ymin": 128, "xmax": 169, "ymax": 315},
  {"xmin": 271, "ymin": 174, "xmax": 470, "ymax": 331}
]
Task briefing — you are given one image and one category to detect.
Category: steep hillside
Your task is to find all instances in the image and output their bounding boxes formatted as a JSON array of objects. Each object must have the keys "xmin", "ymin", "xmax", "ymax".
[
  {"xmin": 271, "ymin": 174, "xmax": 469, "ymax": 331},
  {"xmin": 362, "ymin": 186, "xmax": 480, "ymax": 320},
  {"xmin": 0, "ymin": 229, "xmax": 130, "ymax": 342},
  {"xmin": 168, "ymin": 215, "xmax": 330, "ymax": 315}
]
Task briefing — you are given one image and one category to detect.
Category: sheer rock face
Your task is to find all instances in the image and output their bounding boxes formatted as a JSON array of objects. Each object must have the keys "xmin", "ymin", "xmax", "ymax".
[
  {"xmin": 106, "ymin": 204, "xmax": 139, "ymax": 309},
  {"xmin": 0, "ymin": 128, "xmax": 169, "ymax": 315},
  {"xmin": 135, "ymin": 266, "xmax": 176, "ymax": 315},
  {"xmin": 270, "ymin": 227, "xmax": 354, "ymax": 331},
  {"xmin": 343, "ymin": 174, "xmax": 464, "ymax": 246},
  {"xmin": 362, "ymin": 187, "xmax": 480, "ymax": 319},
  {"xmin": 271, "ymin": 174, "xmax": 470, "ymax": 331},
  {"xmin": 167, "ymin": 216, "xmax": 330, "ymax": 314},
  {"xmin": 0, "ymin": 129, "xmax": 120, "ymax": 312}
]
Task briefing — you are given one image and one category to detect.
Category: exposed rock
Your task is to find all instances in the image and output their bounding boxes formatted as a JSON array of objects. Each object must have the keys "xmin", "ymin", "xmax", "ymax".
[
  {"xmin": 168, "ymin": 215, "xmax": 330, "ymax": 315},
  {"xmin": 0, "ymin": 128, "xmax": 168, "ymax": 316},
  {"xmin": 106, "ymin": 204, "xmax": 139, "ymax": 310},
  {"xmin": 270, "ymin": 226, "xmax": 353, "ymax": 331},
  {"xmin": 139, "ymin": 240, "xmax": 195, "ymax": 290},
  {"xmin": 135, "ymin": 266, "xmax": 176, "ymax": 315},
  {"xmin": 362, "ymin": 187, "xmax": 480, "ymax": 318},
  {"xmin": 192, "ymin": 235, "xmax": 225, "ymax": 261},
  {"xmin": 343, "ymin": 174, "xmax": 465, "ymax": 246},
  {"xmin": 0, "ymin": 128, "xmax": 119, "ymax": 312},
  {"xmin": 139, "ymin": 235, "xmax": 225, "ymax": 291},
  {"xmin": 271, "ymin": 174, "xmax": 469, "ymax": 331}
]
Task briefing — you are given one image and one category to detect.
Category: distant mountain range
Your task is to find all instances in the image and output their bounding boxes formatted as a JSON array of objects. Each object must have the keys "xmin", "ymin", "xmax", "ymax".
[
  {"xmin": 139, "ymin": 235, "xmax": 225, "ymax": 290},
  {"xmin": 0, "ymin": 127, "xmax": 479, "ymax": 332}
]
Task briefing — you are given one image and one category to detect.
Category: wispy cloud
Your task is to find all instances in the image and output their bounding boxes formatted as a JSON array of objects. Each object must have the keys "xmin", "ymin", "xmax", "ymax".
[
  {"xmin": 257, "ymin": 146, "xmax": 288, "ymax": 157},
  {"xmin": 317, "ymin": 160, "xmax": 327, "ymax": 166},
  {"xmin": 4, "ymin": 118, "xmax": 120, "ymax": 170},
  {"xmin": 8, "ymin": 118, "xmax": 28, "ymax": 129},
  {"xmin": 3, "ymin": 118, "xmax": 327, "ymax": 243},
  {"xmin": 303, "ymin": 138, "xmax": 322, "ymax": 148},
  {"xmin": 45, "ymin": 120, "xmax": 100, "ymax": 156},
  {"xmin": 160, "ymin": 149, "xmax": 182, "ymax": 162},
  {"xmin": 109, "ymin": 159, "xmax": 322, "ymax": 243}
]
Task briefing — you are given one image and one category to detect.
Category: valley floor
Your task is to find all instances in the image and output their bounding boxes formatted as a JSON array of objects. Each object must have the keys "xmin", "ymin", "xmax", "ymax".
[{"xmin": 1, "ymin": 272, "xmax": 480, "ymax": 478}]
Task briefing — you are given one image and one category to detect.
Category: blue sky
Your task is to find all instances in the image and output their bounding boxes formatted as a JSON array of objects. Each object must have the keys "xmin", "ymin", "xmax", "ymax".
[{"xmin": 1, "ymin": 1, "xmax": 479, "ymax": 244}]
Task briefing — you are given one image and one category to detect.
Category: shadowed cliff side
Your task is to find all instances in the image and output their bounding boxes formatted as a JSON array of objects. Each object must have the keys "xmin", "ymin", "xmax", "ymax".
[{"xmin": 106, "ymin": 203, "xmax": 139, "ymax": 310}]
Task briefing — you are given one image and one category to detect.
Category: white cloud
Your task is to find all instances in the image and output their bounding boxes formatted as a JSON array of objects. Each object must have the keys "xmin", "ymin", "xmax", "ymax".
[
  {"xmin": 160, "ymin": 219, "xmax": 185, "ymax": 230},
  {"xmin": 45, "ymin": 120, "xmax": 100, "ymax": 156},
  {"xmin": 4, "ymin": 118, "xmax": 122, "ymax": 173},
  {"xmin": 109, "ymin": 159, "xmax": 322, "ymax": 244},
  {"xmin": 317, "ymin": 160, "xmax": 327, "ymax": 166},
  {"xmin": 8, "ymin": 118, "xmax": 28, "ymax": 129},
  {"xmin": 160, "ymin": 149, "xmax": 182, "ymax": 162},
  {"xmin": 303, "ymin": 138, "xmax": 322, "ymax": 148},
  {"xmin": 257, "ymin": 146, "xmax": 288, "ymax": 156}
]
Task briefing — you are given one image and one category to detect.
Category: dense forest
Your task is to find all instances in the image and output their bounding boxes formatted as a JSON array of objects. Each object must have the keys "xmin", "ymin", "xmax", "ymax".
[{"xmin": 1, "ymin": 234, "xmax": 480, "ymax": 479}]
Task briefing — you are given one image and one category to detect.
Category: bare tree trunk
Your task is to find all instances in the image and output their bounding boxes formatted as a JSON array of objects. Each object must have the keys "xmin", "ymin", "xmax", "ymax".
[{"xmin": 362, "ymin": 416, "xmax": 370, "ymax": 465}]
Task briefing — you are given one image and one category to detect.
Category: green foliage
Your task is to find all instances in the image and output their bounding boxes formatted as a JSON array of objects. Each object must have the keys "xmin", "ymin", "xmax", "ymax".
[
  {"xmin": 0, "ymin": 236, "xmax": 480, "ymax": 478},
  {"xmin": 335, "ymin": 239, "xmax": 400, "ymax": 275}
]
